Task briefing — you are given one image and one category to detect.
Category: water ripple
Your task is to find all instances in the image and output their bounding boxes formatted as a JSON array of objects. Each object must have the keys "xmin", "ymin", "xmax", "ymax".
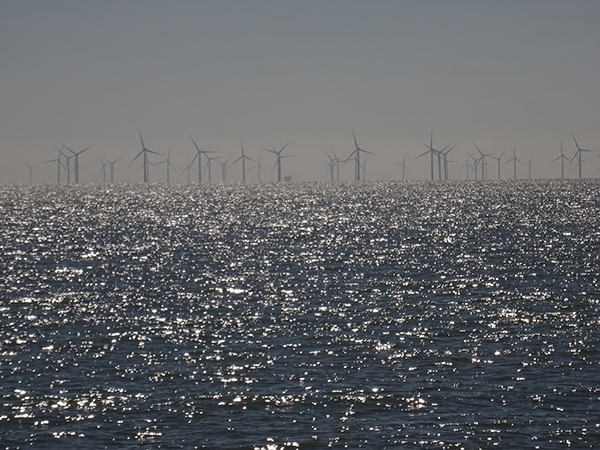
[{"xmin": 1, "ymin": 180, "xmax": 599, "ymax": 448}]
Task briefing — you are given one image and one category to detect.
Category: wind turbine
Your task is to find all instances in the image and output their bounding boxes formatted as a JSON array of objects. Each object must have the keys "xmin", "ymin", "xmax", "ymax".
[
  {"xmin": 63, "ymin": 144, "xmax": 94, "ymax": 184},
  {"xmin": 549, "ymin": 141, "xmax": 569, "ymax": 179},
  {"xmin": 360, "ymin": 158, "xmax": 368, "ymax": 180},
  {"xmin": 416, "ymin": 131, "xmax": 437, "ymax": 180},
  {"xmin": 441, "ymin": 145, "xmax": 456, "ymax": 179},
  {"xmin": 182, "ymin": 158, "xmax": 196, "ymax": 183},
  {"xmin": 346, "ymin": 129, "xmax": 372, "ymax": 181},
  {"xmin": 470, "ymin": 154, "xmax": 481, "ymax": 180},
  {"xmin": 490, "ymin": 151, "xmax": 505, "ymax": 179},
  {"xmin": 473, "ymin": 143, "xmax": 494, "ymax": 180},
  {"xmin": 528, "ymin": 157, "xmax": 533, "ymax": 179},
  {"xmin": 325, "ymin": 150, "xmax": 344, "ymax": 181},
  {"xmin": 570, "ymin": 132, "xmax": 596, "ymax": 179},
  {"xmin": 503, "ymin": 146, "xmax": 523, "ymax": 180},
  {"xmin": 42, "ymin": 154, "xmax": 63, "ymax": 184},
  {"xmin": 55, "ymin": 147, "xmax": 72, "ymax": 184},
  {"xmin": 204, "ymin": 154, "xmax": 220, "ymax": 182},
  {"xmin": 102, "ymin": 157, "xmax": 121, "ymax": 184},
  {"xmin": 130, "ymin": 130, "xmax": 161, "ymax": 183},
  {"xmin": 334, "ymin": 151, "xmax": 343, "ymax": 180},
  {"xmin": 98, "ymin": 156, "xmax": 109, "ymax": 184},
  {"xmin": 190, "ymin": 135, "xmax": 214, "ymax": 183},
  {"xmin": 158, "ymin": 149, "xmax": 176, "ymax": 183},
  {"xmin": 416, "ymin": 131, "xmax": 450, "ymax": 180},
  {"xmin": 262, "ymin": 142, "xmax": 292, "ymax": 182},
  {"xmin": 460, "ymin": 156, "xmax": 471, "ymax": 180},
  {"xmin": 218, "ymin": 158, "xmax": 231, "ymax": 182},
  {"xmin": 250, "ymin": 156, "xmax": 265, "ymax": 182},
  {"xmin": 325, "ymin": 151, "xmax": 336, "ymax": 181},
  {"xmin": 233, "ymin": 141, "xmax": 255, "ymax": 182},
  {"xmin": 24, "ymin": 163, "xmax": 39, "ymax": 185},
  {"xmin": 394, "ymin": 155, "xmax": 408, "ymax": 180}
]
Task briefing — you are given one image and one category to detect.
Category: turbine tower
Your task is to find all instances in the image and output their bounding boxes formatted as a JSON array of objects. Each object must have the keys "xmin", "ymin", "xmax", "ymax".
[
  {"xmin": 24, "ymin": 163, "xmax": 39, "ymax": 185},
  {"xmin": 158, "ymin": 149, "xmax": 176, "ymax": 183},
  {"xmin": 460, "ymin": 156, "xmax": 471, "ymax": 180},
  {"xmin": 42, "ymin": 155, "xmax": 63, "ymax": 184},
  {"xmin": 63, "ymin": 144, "xmax": 94, "ymax": 184},
  {"xmin": 418, "ymin": 131, "xmax": 436, "ymax": 180},
  {"xmin": 528, "ymin": 157, "xmax": 533, "ymax": 179},
  {"xmin": 346, "ymin": 129, "xmax": 372, "ymax": 181},
  {"xmin": 394, "ymin": 155, "xmax": 408, "ymax": 180},
  {"xmin": 190, "ymin": 135, "xmax": 214, "ymax": 183},
  {"xmin": 103, "ymin": 157, "xmax": 121, "ymax": 184},
  {"xmin": 262, "ymin": 142, "xmax": 292, "ymax": 182},
  {"xmin": 204, "ymin": 154, "xmax": 220, "ymax": 182},
  {"xmin": 416, "ymin": 131, "xmax": 450, "ymax": 180},
  {"xmin": 218, "ymin": 158, "xmax": 230, "ymax": 182},
  {"xmin": 473, "ymin": 143, "xmax": 494, "ymax": 180},
  {"xmin": 503, "ymin": 146, "xmax": 523, "ymax": 180},
  {"xmin": 182, "ymin": 159, "xmax": 196, "ymax": 183},
  {"xmin": 130, "ymin": 130, "xmax": 161, "ymax": 183},
  {"xmin": 361, "ymin": 158, "xmax": 368, "ymax": 180},
  {"xmin": 98, "ymin": 156, "xmax": 109, "ymax": 184},
  {"xmin": 570, "ymin": 132, "xmax": 595, "ymax": 179},
  {"xmin": 250, "ymin": 156, "xmax": 265, "ymax": 182},
  {"xmin": 470, "ymin": 154, "xmax": 481, "ymax": 180},
  {"xmin": 490, "ymin": 151, "xmax": 505, "ymax": 179},
  {"xmin": 441, "ymin": 145, "xmax": 456, "ymax": 179},
  {"xmin": 550, "ymin": 141, "xmax": 569, "ymax": 179},
  {"xmin": 56, "ymin": 147, "xmax": 73, "ymax": 184},
  {"xmin": 325, "ymin": 151, "xmax": 336, "ymax": 181},
  {"xmin": 233, "ymin": 141, "xmax": 255, "ymax": 182}
]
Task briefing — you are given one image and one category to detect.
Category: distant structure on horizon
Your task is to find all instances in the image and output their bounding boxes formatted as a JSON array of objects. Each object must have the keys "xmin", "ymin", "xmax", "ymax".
[{"xmin": 15, "ymin": 129, "xmax": 599, "ymax": 184}]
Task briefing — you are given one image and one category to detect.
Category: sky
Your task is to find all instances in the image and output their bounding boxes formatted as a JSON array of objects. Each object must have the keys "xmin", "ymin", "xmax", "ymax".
[{"xmin": 2, "ymin": 0, "xmax": 600, "ymax": 184}]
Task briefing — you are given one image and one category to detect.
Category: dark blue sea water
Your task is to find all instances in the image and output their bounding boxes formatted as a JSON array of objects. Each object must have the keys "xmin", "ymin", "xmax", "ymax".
[{"xmin": 1, "ymin": 180, "xmax": 599, "ymax": 449}]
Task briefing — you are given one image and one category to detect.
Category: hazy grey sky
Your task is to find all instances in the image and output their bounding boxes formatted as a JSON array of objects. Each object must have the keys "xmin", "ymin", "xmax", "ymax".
[{"xmin": 2, "ymin": 0, "xmax": 599, "ymax": 183}]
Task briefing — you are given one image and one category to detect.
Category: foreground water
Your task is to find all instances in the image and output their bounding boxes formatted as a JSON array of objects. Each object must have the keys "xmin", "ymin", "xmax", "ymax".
[{"xmin": 1, "ymin": 180, "xmax": 599, "ymax": 449}]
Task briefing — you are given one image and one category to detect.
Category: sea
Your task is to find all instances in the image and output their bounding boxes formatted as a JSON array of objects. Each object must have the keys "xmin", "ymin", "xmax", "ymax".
[{"xmin": 0, "ymin": 180, "xmax": 599, "ymax": 449}]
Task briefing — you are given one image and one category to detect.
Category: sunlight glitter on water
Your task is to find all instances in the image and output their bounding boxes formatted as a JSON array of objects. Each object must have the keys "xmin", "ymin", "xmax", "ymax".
[{"xmin": 0, "ymin": 180, "xmax": 599, "ymax": 448}]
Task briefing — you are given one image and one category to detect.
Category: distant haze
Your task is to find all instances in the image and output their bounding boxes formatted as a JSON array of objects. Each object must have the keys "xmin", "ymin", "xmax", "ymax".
[{"xmin": 2, "ymin": 1, "xmax": 599, "ymax": 183}]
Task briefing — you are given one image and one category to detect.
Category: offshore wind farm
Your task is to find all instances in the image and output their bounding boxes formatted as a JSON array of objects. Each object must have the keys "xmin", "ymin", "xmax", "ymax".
[
  {"xmin": 11, "ymin": 128, "xmax": 600, "ymax": 185},
  {"xmin": 2, "ymin": 2, "xmax": 600, "ymax": 185},
  {"xmin": 3, "ymin": 3, "xmax": 600, "ymax": 449}
]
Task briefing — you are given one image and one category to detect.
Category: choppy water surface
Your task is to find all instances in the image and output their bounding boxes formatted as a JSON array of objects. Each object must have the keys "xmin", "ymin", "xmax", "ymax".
[{"xmin": 1, "ymin": 180, "xmax": 599, "ymax": 449}]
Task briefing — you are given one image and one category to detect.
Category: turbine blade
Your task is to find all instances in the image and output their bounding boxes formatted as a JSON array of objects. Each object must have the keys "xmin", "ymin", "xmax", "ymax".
[
  {"xmin": 571, "ymin": 132, "xmax": 580, "ymax": 151},
  {"xmin": 78, "ymin": 145, "xmax": 94, "ymax": 155},
  {"xmin": 415, "ymin": 149, "xmax": 431, "ymax": 159},
  {"xmin": 346, "ymin": 148, "xmax": 358, "ymax": 161},
  {"xmin": 129, "ymin": 150, "xmax": 144, "ymax": 165},
  {"xmin": 139, "ymin": 129, "xmax": 145, "ymax": 149},
  {"xmin": 279, "ymin": 141, "xmax": 291, "ymax": 153},
  {"xmin": 190, "ymin": 135, "xmax": 202, "ymax": 153}
]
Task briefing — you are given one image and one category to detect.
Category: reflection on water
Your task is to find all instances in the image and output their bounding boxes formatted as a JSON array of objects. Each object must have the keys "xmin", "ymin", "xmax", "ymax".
[{"xmin": 1, "ymin": 180, "xmax": 599, "ymax": 448}]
